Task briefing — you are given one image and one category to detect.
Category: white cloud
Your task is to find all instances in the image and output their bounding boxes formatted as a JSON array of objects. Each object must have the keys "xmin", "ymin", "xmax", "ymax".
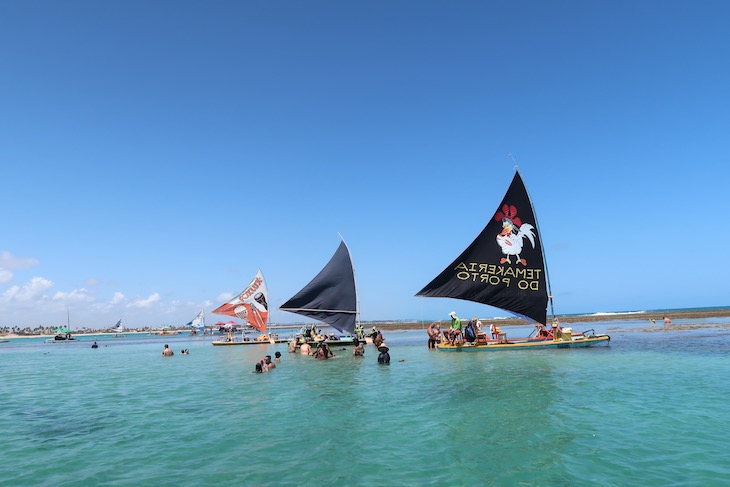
[
  {"xmin": 127, "ymin": 293, "xmax": 161, "ymax": 309},
  {"xmin": 52, "ymin": 288, "xmax": 94, "ymax": 303},
  {"xmin": 216, "ymin": 292, "xmax": 234, "ymax": 303},
  {"xmin": 111, "ymin": 292, "xmax": 125, "ymax": 304},
  {"xmin": 0, "ymin": 276, "xmax": 54, "ymax": 302},
  {"xmin": 0, "ymin": 268, "xmax": 12, "ymax": 282},
  {"xmin": 0, "ymin": 251, "xmax": 39, "ymax": 269}
]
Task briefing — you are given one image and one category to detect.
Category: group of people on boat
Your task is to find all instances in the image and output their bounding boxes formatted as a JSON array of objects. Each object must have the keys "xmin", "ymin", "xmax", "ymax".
[
  {"xmin": 428, "ymin": 312, "xmax": 505, "ymax": 347},
  {"xmin": 429, "ymin": 311, "xmax": 585, "ymax": 347},
  {"xmin": 438, "ymin": 311, "xmax": 484, "ymax": 346}
]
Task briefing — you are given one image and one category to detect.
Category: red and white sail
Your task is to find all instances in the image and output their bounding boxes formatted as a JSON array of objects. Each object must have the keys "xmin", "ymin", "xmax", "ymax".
[{"xmin": 212, "ymin": 270, "xmax": 269, "ymax": 332}]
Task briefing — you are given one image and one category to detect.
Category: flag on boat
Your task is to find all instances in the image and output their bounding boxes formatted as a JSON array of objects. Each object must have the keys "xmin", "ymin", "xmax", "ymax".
[{"xmin": 212, "ymin": 270, "xmax": 269, "ymax": 332}]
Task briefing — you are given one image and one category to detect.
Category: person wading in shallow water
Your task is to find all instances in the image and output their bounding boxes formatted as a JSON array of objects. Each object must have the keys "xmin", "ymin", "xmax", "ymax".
[
  {"xmin": 353, "ymin": 339, "xmax": 365, "ymax": 357},
  {"xmin": 427, "ymin": 322, "xmax": 441, "ymax": 349},
  {"xmin": 377, "ymin": 343, "xmax": 390, "ymax": 364},
  {"xmin": 162, "ymin": 344, "xmax": 174, "ymax": 356}
]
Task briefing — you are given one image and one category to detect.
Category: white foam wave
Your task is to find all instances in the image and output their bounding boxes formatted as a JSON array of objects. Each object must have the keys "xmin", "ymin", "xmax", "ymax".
[{"xmin": 589, "ymin": 311, "xmax": 646, "ymax": 317}]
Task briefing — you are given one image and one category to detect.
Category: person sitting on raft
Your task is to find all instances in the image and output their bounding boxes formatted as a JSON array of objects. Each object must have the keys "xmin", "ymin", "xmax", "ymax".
[{"xmin": 444, "ymin": 311, "xmax": 462, "ymax": 345}]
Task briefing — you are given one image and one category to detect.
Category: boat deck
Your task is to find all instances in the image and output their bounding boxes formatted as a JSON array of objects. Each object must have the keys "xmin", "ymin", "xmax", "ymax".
[{"xmin": 437, "ymin": 334, "xmax": 611, "ymax": 351}]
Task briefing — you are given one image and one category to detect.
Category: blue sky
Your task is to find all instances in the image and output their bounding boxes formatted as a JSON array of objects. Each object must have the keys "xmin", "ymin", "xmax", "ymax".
[{"xmin": 2, "ymin": 1, "xmax": 729, "ymax": 328}]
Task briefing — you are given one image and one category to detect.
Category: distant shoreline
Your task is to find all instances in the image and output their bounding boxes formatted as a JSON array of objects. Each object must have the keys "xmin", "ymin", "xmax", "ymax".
[
  {"xmin": 373, "ymin": 308, "xmax": 730, "ymax": 331},
  {"xmin": 3, "ymin": 309, "xmax": 729, "ymax": 338}
]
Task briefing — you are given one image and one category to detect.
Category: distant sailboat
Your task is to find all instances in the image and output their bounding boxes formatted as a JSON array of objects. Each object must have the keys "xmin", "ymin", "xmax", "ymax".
[
  {"xmin": 186, "ymin": 310, "xmax": 205, "ymax": 335},
  {"xmin": 211, "ymin": 270, "xmax": 270, "ymax": 346},
  {"xmin": 280, "ymin": 238, "xmax": 360, "ymax": 347},
  {"xmin": 112, "ymin": 319, "xmax": 124, "ymax": 337},
  {"xmin": 417, "ymin": 168, "xmax": 610, "ymax": 351},
  {"xmin": 46, "ymin": 307, "xmax": 76, "ymax": 343}
]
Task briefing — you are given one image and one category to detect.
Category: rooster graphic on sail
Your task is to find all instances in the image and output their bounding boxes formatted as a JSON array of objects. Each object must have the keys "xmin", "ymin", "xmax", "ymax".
[
  {"xmin": 417, "ymin": 171, "xmax": 547, "ymax": 325},
  {"xmin": 416, "ymin": 169, "xmax": 611, "ymax": 350}
]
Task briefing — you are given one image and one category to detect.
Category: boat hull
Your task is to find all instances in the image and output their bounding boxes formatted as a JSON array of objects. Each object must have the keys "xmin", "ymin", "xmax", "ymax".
[
  {"xmin": 211, "ymin": 339, "xmax": 288, "ymax": 346},
  {"xmin": 437, "ymin": 335, "xmax": 611, "ymax": 351}
]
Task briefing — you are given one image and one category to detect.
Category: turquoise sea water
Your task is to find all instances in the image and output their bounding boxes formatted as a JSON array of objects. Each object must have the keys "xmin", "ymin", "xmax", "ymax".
[{"xmin": 2, "ymin": 316, "xmax": 730, "ymax": 486}]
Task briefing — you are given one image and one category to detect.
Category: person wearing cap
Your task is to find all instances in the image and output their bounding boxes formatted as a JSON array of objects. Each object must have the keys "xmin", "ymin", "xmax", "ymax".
[
  {"xmin": 445, "ymin": 311, "xmax": 462, "ymax": 345},
  {"xmin": 377, "ymin": 343, "xmax": 390, "ymax": 364},
  {"xmin": 368, "ymin": 326, "xmax": 380, "ymax": 343}
]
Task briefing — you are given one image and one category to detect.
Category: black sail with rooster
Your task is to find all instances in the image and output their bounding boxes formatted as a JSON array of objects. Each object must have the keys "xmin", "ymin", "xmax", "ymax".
[{"xmin": 416, "ymin": 171, "xmax": 548, "ymax": 325}]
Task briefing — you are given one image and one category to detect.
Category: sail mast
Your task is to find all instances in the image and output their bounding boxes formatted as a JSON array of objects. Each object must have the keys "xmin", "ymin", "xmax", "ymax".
[
  {"xmin": 338, "ymin": 233, "xmax": 360, "ymax": 330},
  {"xmin": 510, "ymin": 154, "xmax": 555, "ymax": 321}
]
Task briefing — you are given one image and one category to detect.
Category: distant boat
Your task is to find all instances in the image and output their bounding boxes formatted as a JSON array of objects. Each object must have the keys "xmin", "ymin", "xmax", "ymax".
[
  {"xmin": 416, "ymin": 168, "xmax": 610, "ymax": 351},
  {"xmin": 153, "ymin": 326, "xmax": 181, "ymax": 336},
  {"xmin": 280, "ymin": 238, "xmax": 360, "ymax": 348},
  {"xmin": 112, "ymin": 319, "xmax": 125, "ymax": 338},
  {"xmin": 186, "ymin": 310, "xmax": 205, "ymax": 336},
  {"xmin": 211, "ymin": 270, "xmax": 271, "ymax": 345},
  {"xmin": 46, "ymin": 308, "xmax": 77, "ymax": 343}
]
